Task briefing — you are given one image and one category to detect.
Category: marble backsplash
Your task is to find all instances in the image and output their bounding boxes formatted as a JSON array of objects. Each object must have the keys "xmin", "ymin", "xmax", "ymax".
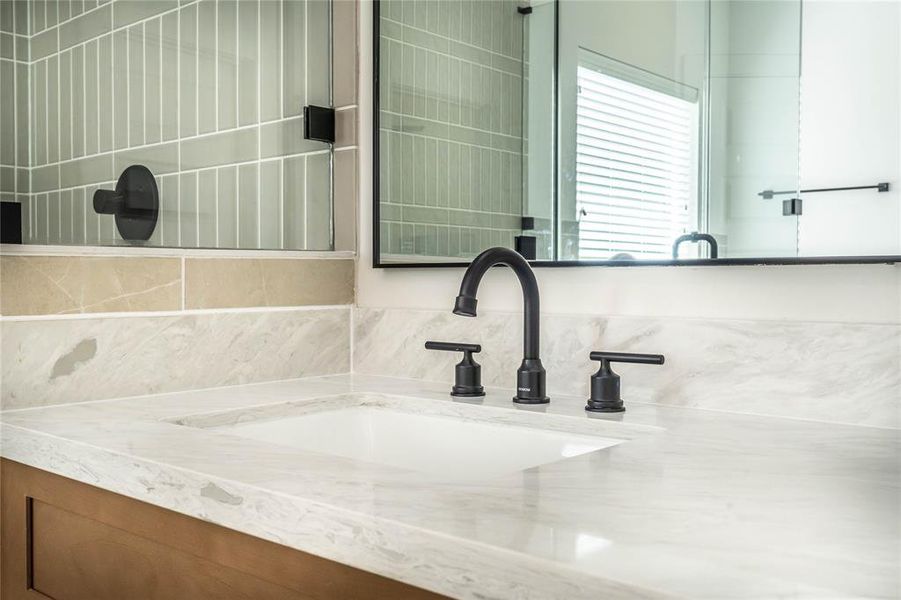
[
  {"xmin": 353, "ymin": 307, "xmax": 900, "ymax": 428},
  {"xmin": 4, "ymin": 302, "xmax": 897, "ymax": 427},
  {"xmin": 1, "ymin": 307, "xmax": 350, "ymax": 410}
]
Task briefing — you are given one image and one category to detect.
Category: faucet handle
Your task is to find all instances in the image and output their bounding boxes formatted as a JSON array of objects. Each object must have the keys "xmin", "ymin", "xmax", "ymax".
[
  {"xmin": 425, "ymin": 341, "xmax": 481, "ymax": 354},
  {"xmin": 586, "ymin": 351, "xmax": 665, "ymax": 413},
  {"xmin": 589, "ymin": 351, "xmax": 664, "ymax": 365},
  {"xmin": 425, "ymin": 341, "xmax": 485, "ymax": 398}
]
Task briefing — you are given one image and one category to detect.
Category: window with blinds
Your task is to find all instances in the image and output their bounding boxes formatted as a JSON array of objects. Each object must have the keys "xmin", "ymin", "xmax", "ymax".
[{"xmin": 575, "ymin": 51, "xmax": 699, "ymax": 260}]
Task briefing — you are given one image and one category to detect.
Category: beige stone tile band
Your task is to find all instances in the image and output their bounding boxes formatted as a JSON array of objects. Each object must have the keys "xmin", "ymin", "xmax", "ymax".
[
  {"xmin": 1, "ymin": 256, "xmax": 355, "ymax": 316},
  {"xmin": 0, "ymin": 256, "xmax": 181, "ymax": 316}
]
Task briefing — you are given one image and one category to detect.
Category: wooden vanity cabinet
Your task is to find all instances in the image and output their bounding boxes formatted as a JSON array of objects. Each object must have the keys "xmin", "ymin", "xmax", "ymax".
[{"xmin": 0, "ymin": 459, "xmax": 445, "ymax": 600}]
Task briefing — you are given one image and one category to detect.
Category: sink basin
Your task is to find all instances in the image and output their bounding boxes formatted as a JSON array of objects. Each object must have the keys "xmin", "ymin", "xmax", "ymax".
[{"xmin": 194, "ymin": 397, "xmax": 624, "ymax": 482}]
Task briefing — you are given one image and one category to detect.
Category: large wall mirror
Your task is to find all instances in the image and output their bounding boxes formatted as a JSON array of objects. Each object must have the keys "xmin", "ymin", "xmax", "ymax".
[
  {"xmin": 0, "ymin": 0, "xmax": 335, "ymax": 251},
  {"xmin": 373, "ymin": 0, "xmax": 900, "ymax": 266}
]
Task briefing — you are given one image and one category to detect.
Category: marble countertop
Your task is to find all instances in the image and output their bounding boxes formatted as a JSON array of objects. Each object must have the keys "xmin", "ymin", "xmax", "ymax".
[{"xmin": 1, "ymin": 374, "xmax": 898, "ymax": 599}]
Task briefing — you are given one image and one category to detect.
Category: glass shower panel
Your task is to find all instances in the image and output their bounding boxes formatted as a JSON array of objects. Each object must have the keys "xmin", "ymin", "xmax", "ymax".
[
  {"xmin": 521, "ymin": 0, "xmax": 555, "ymax": 260},
  {"xmin": 377, "ymin": 0, "xmax": 527, "ymax": 262},
  {"xmin": 706, "ymin": 0, "xmax": 801, "ymax": 258},
  {"xmin": 7, "ymin": 0, "xmax": 332, "ymax": 250}
]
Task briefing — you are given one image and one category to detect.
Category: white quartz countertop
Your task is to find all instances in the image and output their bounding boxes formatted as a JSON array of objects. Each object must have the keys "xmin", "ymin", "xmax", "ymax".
[{"xmin": 1, "ymin": 374, "xmax": 898, "ymax": 599}]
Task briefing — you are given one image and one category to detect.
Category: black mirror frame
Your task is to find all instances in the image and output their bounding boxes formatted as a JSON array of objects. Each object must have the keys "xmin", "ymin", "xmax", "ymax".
[{"xmin": 371, "ymin": 0, "xmax": 899, "ymax": 269}]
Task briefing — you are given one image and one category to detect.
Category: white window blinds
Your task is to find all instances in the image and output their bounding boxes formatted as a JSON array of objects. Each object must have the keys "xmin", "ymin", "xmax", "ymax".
[{"xmin": 575, "ymin": 52, "xmax": 699, "ymax": 260}]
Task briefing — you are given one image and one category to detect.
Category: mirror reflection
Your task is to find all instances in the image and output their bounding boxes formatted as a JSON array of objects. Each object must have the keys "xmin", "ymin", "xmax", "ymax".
[
  {"xmin": 376, "ymin": 0, "xmax": 528, "ymax": 262},
  {"xmin": 375, "ymin": 0, "xmax": 900, "ymax": 265}
]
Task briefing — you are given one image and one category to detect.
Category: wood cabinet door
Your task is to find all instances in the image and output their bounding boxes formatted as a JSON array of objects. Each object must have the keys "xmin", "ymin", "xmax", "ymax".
[{"xmin": 1, "ymin": 459, "xmax": 446, "ymax": 600}]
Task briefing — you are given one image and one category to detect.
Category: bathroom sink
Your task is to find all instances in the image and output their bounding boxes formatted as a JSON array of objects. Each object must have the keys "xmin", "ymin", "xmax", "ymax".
[{"xmin": 188, "ymin": 396, "xmax": 623, "ymax": 482}]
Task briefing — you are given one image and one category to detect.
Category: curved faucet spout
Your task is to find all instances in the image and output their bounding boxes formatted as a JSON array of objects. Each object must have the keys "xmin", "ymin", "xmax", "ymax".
[
  {"xmin": 673, "ymin": 231, "xmax": 719, "ymax": 260},
  {"xmin": 453, "ymin": 247, "xmax": 548, "ymax": 404},
  {"xmin": 454, "ymin": 247, "xmax": 540, "ymax": 358}
]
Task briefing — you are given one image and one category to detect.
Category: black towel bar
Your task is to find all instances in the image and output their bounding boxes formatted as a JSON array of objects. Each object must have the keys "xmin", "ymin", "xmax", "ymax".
[{"xmin": 758, "ymin": 182, "xmax": 889, "ymax": 199}]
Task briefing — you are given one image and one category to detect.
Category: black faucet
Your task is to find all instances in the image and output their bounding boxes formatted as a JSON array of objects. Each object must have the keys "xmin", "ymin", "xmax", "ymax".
[
  {"xmin": 424, "ymin": 341, "xmax": 485, "ymax": 397},
  {"xmin": 453, "ymin": 247, "xmax": 549, "ymax": 404},
  {"xmin": 672, "ymin": 231, "xmax": 718, "ymax": 259},
  {"xmin": 585, "ymin": 351, "xmax": 664, "ymax": 413}
]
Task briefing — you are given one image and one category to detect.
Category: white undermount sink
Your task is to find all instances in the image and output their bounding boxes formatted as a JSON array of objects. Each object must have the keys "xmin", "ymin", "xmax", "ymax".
[{"xmin": 189, "ymin": 395, "xmax": 625, "ymax": 482}]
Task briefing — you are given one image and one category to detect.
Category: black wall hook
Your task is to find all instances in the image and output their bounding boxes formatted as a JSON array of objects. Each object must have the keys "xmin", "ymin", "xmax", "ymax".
[
  {"xmin": 93, "ymin": 164, "xmax": 159, "ymax": 241},
  {"xmin": 304, "ymin": 105, "xmax": 336, "ymax": 144}
]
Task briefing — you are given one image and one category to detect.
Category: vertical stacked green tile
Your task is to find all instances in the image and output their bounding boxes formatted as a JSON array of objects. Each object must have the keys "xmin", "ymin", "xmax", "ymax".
[
  {"xmin": 0, "ymin": 0, "xmax": 30, "ymax": 229},
  {"xmin": 378, "ymin": 0, "xmax": 525, "ymax": 260},
  {"xmin": 19, "ymin": 0, "xmax": 339, "ymax": 251}
]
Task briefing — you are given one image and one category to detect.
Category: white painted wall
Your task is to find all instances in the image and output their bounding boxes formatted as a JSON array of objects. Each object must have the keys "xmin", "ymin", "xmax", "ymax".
[
  {"xmin": 357, "ymin": 1, "xmax": 901, "ymax": 325},
  {"xmin": 798, "ymin": 0, "xmax": 901, "ymax": 256}
]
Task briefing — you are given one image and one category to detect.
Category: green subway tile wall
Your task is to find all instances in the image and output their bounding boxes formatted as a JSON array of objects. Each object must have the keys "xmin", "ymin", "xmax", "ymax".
[
  {"xmin": 0, "ymin": 1, "xmax": 30, "ymax": 226},
  {"xmin": 8, "ymin": 0, "xmax": 344, "ymax": 251},
  {"xmin": 378, "ymin": 0, "xmax": 526, "ymax": 260}
]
